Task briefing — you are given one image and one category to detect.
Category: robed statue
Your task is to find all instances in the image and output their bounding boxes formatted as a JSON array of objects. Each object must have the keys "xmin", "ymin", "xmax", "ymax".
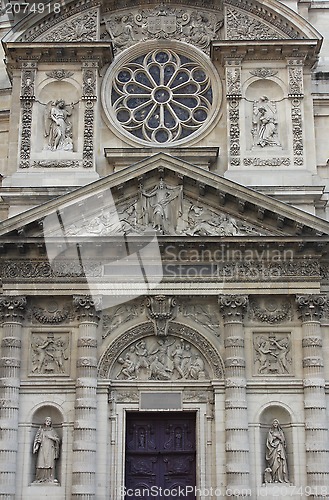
[
  {"xmin": 33, "ymin": 416, "xmax": 60, "ymax": 483},
  {"xmin": 265, "ymin": 419, "xmax": 289, "ymax": 483},
  {"xmin": 140, "ymin": 179, "xmax": 183, "ymax": 234}
]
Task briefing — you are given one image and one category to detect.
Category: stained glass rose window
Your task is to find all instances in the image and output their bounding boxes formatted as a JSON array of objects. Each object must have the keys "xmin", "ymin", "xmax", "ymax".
[{"xmin": 102, "ymin": 44, "xmax": 220, "ymax": 146}]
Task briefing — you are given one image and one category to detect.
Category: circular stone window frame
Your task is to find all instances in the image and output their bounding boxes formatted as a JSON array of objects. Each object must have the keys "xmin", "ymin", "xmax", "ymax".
[{"xmin": 101, "ymin": 40, "xmax": 222, "ymax": 148}]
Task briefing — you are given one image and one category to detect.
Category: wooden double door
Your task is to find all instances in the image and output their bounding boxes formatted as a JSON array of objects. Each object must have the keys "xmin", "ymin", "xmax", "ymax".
[{"xmin": 125, "ymin": 412, "xmax": 196, "ymax": 499}]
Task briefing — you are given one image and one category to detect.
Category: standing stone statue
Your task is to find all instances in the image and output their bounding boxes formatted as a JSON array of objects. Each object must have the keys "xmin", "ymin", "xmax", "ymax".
[
  {"xmin": 32, "ymin": 416, "xmax": 60, "ymax": 483},
  {"xmin": 44, "ymin": 99, "xmax": 73, "ymax": 151},
  {"xmin": 265, "ymin": 419, "xmax": 289, "ymax": 483},
  {"xmin": 252, "ymin": 95, "xmax": 280, "ymax": 148}
]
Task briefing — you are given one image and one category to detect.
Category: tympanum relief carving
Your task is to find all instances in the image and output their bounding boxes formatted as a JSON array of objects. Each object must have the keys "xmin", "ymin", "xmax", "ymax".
[
  {"xmin": 114, "ymin": 336, "xmax": 208, "ymax": 381},
  {"xmin": 253, "ymin": 333, "xmax": 292, "ymax": 375},
  {"xmin": 60, "ymin": 179, "xmax": 263, "ymax": 237},
  {"xmin": 102, "ymin": 6, "xmax": 223, "ymax": 54},
  {"xmin": 30, "ymin": 332, "xmax": 69, "ymax": 375}
]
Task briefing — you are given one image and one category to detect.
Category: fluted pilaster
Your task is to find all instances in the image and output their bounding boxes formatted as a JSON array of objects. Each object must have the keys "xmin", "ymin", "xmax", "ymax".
[
  {"xmin": 219, "ymin": 295, "xmax": 250, "ymax": 496},
  {"xmin": 71, "ymin": 296, "xmax": 100, "ymax": 499},
  {"xmin": 296, "ymin": 295, "xmax": 329, "ymax": 498},
  {"xmin": 0, "ymin": 296, "xmax": 26, "ymax": 499}
]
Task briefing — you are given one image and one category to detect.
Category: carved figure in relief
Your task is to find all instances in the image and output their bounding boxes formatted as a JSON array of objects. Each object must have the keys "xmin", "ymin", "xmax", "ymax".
[
  {"xmin": 116, "ymin": 353, "xmax": 136, "ymax": 380},
  {"xmin": 171, "ymin": 338, "xmax": 186, "ymax": 379},
  {"xmin": 44, "ymin": 99, "xmax": 74, "ymax": 151},
  {"xmin": 149, "ymin": 356, "xmax": 171, "ymax": 380},
  {"xmin": 31, "ymin": 335, "xmax": 69, "ymax": 375},
  {"xmin": 252, "ymin": 96, "xmax": 280, "ymax": 148},
  {"xmin": 189, "ymin": 355, "xmax": 205, "ymax": 380},
  {"xmin": 134, "ymin": 340, "xmax": 150, "ymax": 375},
  {"xmin": 254, "ymin": 335, "xmax": 291, "ymax": 375},
  {"xmin": 265, "ymin": 419, "xmax": 289, "ymax": 483},
  {"xmin": 105, "ymin": 14, "xmax": 136, "ymax": 51},
  {"xmin": 140, "ymin": 180, "xmax": 183, "ymax": 233},
  {"xmin": 186, "ymin": 205, "xmax": 239, "ymax": 236},
  {"xmin": 33, "ymin": 417, "xmax": 60, "ymax": 483}
]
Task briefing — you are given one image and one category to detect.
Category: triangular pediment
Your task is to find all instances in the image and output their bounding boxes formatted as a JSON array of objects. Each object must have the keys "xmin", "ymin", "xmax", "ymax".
[{"xmin": 1, "ymin": 153, "xmax": 329, "ymax": 240}]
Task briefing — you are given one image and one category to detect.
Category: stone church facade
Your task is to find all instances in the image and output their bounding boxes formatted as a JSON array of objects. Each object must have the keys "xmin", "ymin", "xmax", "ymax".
[{"xmin": 0, "ymin": 0, "xmax": 329, "ymax": 499}]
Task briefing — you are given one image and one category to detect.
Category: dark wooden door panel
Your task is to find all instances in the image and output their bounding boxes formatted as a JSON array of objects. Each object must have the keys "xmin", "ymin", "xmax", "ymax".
[{"xmin": 125, "ymin": 413, "xmax": 196, "ymax": 499}]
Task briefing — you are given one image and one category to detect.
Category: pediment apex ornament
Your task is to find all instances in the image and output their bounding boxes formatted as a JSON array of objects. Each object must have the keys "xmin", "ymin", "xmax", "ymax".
[
  {"xmin": 146, "ymin": 296, "xmax": 177, "ymax": 336},
  {"xmin": 102, "ymin": 5, "xmax": 224, "ymax": 54}
]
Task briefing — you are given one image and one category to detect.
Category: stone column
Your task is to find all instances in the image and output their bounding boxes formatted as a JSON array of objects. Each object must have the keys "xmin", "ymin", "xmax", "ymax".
[
  {"xmin": 0, "ymin": 296, "xmax": 26, "ymax": 499},
  {"xmin": 296, "ymin": 295, "xmax": 329, "ymax": 497},
  {"xmin": 71, "ymin": 296, "xmax": 100, "ymax": 499},
  {"xmin": 219, "ymin": 295, "xmax": 250, "ymax": 496}
]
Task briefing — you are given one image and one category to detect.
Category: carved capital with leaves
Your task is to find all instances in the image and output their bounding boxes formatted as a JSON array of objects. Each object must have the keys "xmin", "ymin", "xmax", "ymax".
[
  {"xmin": 218, "ymin": 295, "xmax": 248, "ymax": 322},
  {"xmin": 0, "ymin": 296, "xmax": 27, "ymax": 322},
  {"xmin": 296, "ymin": 295, "xmax": 327, "ymax": 323},
  {"xmin": 73, "ymin": 295, "xmax": 101, "ymax": 322}
]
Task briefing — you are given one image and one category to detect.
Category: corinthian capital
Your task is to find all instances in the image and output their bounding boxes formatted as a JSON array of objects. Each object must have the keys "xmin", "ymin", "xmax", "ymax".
[
  {"xmin": 296, "ymin": 295, "xmax": 327, "ymax": 323},
  {"xmin": 0, "ymin": 296, "xmax": 27, "ymax": 322},
  {"xmin": 73, "ymin": 295, "xmax": 101, "ymax": 322},
  {"xmin": 219, "ymin": 295, "xmax": 248, "ymax": 322}
]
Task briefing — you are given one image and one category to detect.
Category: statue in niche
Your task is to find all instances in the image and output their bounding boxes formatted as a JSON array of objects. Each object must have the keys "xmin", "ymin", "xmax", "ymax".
[
  {"xmin": 140, "ymin": 179, "xmax": 183, "ymax": 234},
  {"xmin": 44, "ymin": 99, "xmax": 74, "ymax": 151},
  {"xmin": 265, "ymin": 419, "xmax": 289, "ymax": 483},
  {"xmin": 252, "ymin": 96, "xmax": 280, "ymax": 148},
  {"xmin": 32, "ymin": 417, "xmax": 60, "ymax": 483}
]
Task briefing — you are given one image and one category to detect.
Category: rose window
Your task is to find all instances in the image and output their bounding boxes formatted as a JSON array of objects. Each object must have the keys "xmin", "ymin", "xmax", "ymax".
[{"xmin": 107, "ymin": 48, "xmax": 217, "ymax": 145}]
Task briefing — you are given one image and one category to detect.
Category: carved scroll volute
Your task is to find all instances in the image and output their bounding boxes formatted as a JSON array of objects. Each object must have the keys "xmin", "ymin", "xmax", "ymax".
[
  {"xmin": 146, "ymin": 295, "xmax": 177, "ymax": 335},
  {"xmin": 218, "ymin": 294, "xmax": 248, "ymax": 322},
  {"xmin": 73, "ymin": 295, "xmax": 101, "ymax": 322},
  {"xmin": 296, "ymin": 295, "xmax": 327, "ymax": 323},
  {"xmin": 0, "ymin": 296, "xmax": 27, "ymax": 322}
]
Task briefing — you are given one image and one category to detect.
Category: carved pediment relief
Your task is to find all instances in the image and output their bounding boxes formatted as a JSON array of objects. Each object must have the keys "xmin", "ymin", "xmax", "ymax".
[
  {"xmin": 45, "ymin": 179, "xmax": 266, "ymax": 238},
  {"xmin": 101, "ymin": 5, "xmax": 224, "ymax": 54}
]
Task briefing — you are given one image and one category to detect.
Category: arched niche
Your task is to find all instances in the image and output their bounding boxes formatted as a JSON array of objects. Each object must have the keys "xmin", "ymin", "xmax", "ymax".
[
  {"xmin": 30, "ymin": 405, "xmax": 63, "ymax": 485},
  {"xmin": 259, "ymin": 404, "xmax": 294, "ymax": 485},
  {"xmin": 244, "ymin": 80, "xmax": 287, "ymax": 151},
  {"xmin": 32, "ymin": 81, "xmax": 80, "ymax": 154},
  {"xmin": 98, "ymin": 321, "xmax": 224, "ymax": 381}
]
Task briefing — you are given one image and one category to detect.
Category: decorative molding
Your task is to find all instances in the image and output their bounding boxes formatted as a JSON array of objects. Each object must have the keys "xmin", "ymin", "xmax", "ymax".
[
  {"xmin": 19, "ymin": 62, "xmax": 37, "ymax": 169},
  {"xmin": 98, "ymin": 321, "xmax": 224, "ymax": 379},
  {"xmin": 146, "ymin": 296, "xmax": 177, "ymax": 336},
  {"xmin": 291, "ymin": 98, "xmax": 304, "ymax": 166},
  {"xmin": 82, "ymin": 62, "xmax": 97, "ymax": 169},
  {"xmin": 249, "ymin": 68, "xmax": 278, "ymax": 79},
  {"xmin": 45, "ymin": 70, "xmax": 74, "ymax": 80},
  {"xmin": 243, "ymin": 157, "xmax": 290, "ymax": 167},
  {"xmin": 31, "ymin": 160, "xmax": 81, "ymax": 168}
]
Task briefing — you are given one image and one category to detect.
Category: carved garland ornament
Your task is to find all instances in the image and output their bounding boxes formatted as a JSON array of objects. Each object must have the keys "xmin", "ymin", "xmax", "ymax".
[{"xmin": 19, "ymin": 63, "xmax": 37, "ymax": 169}]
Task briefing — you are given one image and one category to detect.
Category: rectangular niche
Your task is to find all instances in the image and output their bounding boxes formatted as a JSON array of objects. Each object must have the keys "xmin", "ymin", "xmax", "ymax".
[
  {"xmin": 253, "ymin": 332, "xmax": 293, "ymax": 376},
  {"xmin": 29, "ymin": 331, "xmax": 70, "ymax": 377}
]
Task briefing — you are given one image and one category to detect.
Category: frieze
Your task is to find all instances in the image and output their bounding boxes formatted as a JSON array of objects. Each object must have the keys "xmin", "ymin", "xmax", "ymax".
[
  {"xmin": 98, "ymin": 321, "xmax": 224, "ymax": 379},
  {"xmin": 302, "ymin": 357, "xmax": 324, "ymax": 368},
  {"xmin": 1, "ymin": 338, "xmax": 21, "ymax": 348},
  {"xmin": 45, "ymin": 70, "xmax": 75, "ymax": 81},
  {"xmin": 253, "ymin": 333, "xmax": 292, "ymax": 375},
  {"xmin": 302, "ymin": 337, "xmax": 322, "ymax": 348},
  {"xmin": 224, "ymin": 337, "xmax": 244, "ymax": 348},
  {"xmin": 116, "ymin": 391, "xmax": 139, "ymax": 402},
  {"xmin": 183, "ymin": 390, "xmax": 213, "ymax": 403},
  {"xmin": 0, "ymin": 260, "xmax": 320, "ymax": 283},
  {"xmin": 225, "ymin": 357, "xmax": 246, "ymax": 368},
  {"xmin": 77, "ymin": 338, "xmax": 98, "ymax": 348},
  {"xmin": 30, "ymin": 332, "xmax": 69, "ymax": 375},
  {"xmin": 243, "ymin": 158, "xmax": 290, "ymax": 167},
  {"xmin": 77, "ymin": 357, "xmax": 98, "ymax": 368},
  {"xmin": 37, "ymin": 9, "xmax": 98, "ymax": 42},
  {"xmin": 102, "ymin": 5, "xmax": 223, "ymax": 54},
  {"xmin": 31, "ymin": 160, "xmax": 81, "ymax": 168}
]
